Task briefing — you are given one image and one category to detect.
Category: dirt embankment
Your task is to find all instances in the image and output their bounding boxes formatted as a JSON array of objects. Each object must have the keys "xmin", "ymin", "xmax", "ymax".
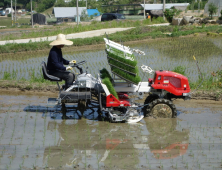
[{"xmin": 0, "ymin": 80, "xmax": 221, "ymax": 101}]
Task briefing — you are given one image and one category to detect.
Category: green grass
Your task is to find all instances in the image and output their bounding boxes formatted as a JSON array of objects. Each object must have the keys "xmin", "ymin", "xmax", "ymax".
[
  {"xmin": 172, "ymin": 66, "xmax": 222, "ymax": 90},
  {"xmin": 0, "ymin": 17, "xmax": 167, "ymax": 40},
  {"xmin": 0, "ymin": 17, "xmax": 30, "ymax": 27},
  {"xmin": 1, "ymin": 22, "xmax": 222, "ymax": 53},
  {"xmin": 2, "ymin": 69, "xmax": 52, "ymax": 84},
  {"xmin": 172, "ymin": 66, "xmax": 186, "ymax": 76}
]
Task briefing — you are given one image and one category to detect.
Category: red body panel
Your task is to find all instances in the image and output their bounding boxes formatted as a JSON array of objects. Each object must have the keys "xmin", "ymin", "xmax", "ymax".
[
  {"xmin": 152, "ymin": 71, "xmax": 190, "ymax": 96},
  {"xmin": 106, "ymin": 94, "xmax": 131, "ymax": 107}
]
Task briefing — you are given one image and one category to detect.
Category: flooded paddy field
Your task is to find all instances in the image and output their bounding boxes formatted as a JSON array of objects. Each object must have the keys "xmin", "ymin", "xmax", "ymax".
[
  {"xmin": 0, "ymin": 37, "xmax": 222, "ymax": 83},
  {"xmin": 0, "ymin": 91, "xmax": 221, "ymax": 170}
]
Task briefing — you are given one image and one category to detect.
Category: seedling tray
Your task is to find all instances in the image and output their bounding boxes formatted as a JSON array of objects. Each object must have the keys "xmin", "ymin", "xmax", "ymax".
[
  {"xmin": 111, "ymin": 71, "xmax": 138, "ymax": 85},
  {"xmin": 109, "ymin": 63, "xmax": 137, "ymax": 76}
]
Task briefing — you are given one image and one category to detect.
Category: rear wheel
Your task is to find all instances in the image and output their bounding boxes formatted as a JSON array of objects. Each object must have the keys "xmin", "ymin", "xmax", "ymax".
[{"xmin": 147, "ymin": 99, "xmax": 177, "ymax": 118}]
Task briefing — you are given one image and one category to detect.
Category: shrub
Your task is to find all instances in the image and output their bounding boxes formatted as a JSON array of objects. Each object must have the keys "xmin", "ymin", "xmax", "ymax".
[{"xmin": 164, "ymin": 7, "xmax": 177, "ymax": 23}]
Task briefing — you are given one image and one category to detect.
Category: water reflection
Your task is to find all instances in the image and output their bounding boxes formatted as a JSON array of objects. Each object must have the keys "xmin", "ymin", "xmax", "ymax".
[
  {"xmin": 43, "ymin": 118, "xmax": 189, "ymax": 169},
  {"xmin": 145, "ymin": 119, "xmax": 189, "ymax": 160}
]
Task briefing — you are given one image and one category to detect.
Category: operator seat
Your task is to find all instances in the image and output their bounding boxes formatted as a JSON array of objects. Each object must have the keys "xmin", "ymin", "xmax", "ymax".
[
  {"xmin": 41, "ymin": 61, "xmax": 61, "ymax": 82},
  {"xmin": 41, "ymin": 61, "xmax": 64, "ymax": 92}
]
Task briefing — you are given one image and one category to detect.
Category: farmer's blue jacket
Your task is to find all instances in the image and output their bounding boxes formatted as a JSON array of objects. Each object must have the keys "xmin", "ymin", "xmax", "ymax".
[{"xmin": 47, "ymin": 46, "xmax": 70, "ymax": 74}]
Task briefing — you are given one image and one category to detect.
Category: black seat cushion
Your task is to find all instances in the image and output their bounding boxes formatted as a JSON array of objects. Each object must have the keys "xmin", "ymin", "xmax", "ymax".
[{"xmin": 41, "ymin": 61, "xmax": 62, "ymax": 82}]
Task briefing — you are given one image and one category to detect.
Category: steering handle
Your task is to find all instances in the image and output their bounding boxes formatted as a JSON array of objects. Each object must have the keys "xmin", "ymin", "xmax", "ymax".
[
  {"xmin": 71, "ymin": 60, "xmax": 86, "ymax": 67},
  {"xmin": 71, "ymin": 60, "xmax": 86, "ymax": 74}
]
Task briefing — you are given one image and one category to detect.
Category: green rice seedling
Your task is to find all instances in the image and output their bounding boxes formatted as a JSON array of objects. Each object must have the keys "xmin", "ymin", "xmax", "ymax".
[
  {"xmin": 43, "ymin": 117, "xmax": 47, "ymax": 146},
  {"xmin": 2, "ymin": 71, "xmax": 12, "ymax": 80},
  {"xmin": 106, "ymin": 51, "xmax": 137, "ymax": 67},
  {"xmin": 102, "ymin": 77, "xmax": 118, "ymax": 99},
  {"xmin": 32, "ymin": 113, "xmax": 38, "ymax": 145},
  {"xmin": 100, "ymin": 68, "xmax": 113, "ymax": 82},
  {"xmin": 84, "ymin": 149, "xmax": 87, "ymax": 169}
]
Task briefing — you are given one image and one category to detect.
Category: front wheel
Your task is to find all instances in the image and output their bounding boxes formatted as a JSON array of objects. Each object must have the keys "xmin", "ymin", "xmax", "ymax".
[
  {"xmin": 143, "ymin": 94, "xmax": 159, "ymax": 117},
  {"xmin": 146, "ymin": 99, "xmax": 177, "ymax": 118}
]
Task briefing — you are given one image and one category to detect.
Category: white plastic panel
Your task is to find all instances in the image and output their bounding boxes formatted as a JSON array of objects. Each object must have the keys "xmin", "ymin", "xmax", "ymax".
[
  {"xmin": 114, "ymin": 82, "xmax": 151, "ymax": 93},
  {"xmin": 101, "ymin": 83, "xmax": 110, "ymax": 96}
]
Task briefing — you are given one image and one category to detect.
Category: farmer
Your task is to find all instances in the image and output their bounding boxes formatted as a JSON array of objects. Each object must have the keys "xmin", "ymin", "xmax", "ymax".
[
  {"xmin": 146, "ymin": 13, "xmax": 151, "ymax": 20},
  {"xmin": 47, "ymin": 34, "xmax": 76, "ymax": 89}
]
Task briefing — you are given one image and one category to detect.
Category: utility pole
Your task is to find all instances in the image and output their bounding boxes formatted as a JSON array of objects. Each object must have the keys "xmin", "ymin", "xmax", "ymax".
[
  {"xmin": 144, "ymin": 0, "xmax": 145, "ymax": 19},
  {"xmin": 11, "ymin": 0, "xmax": 13, "ymax": 26},
  {"xmin": 163, "ymin": 0, "xmax": 165, "ymax": 21},
  {"xmin": 86, "ymin": 0, "xmax": 87, "ymax": 9},
  {"xmin": 15, "ymin": 0, "xmax": 16, "ymax": 24},
  {"xmin": 31, "ymin": 0, "xmax": 33, "ymax": 28},
  {"xmin": 77, "ymin": 0, "xmax": 79, "ymax": 25}
]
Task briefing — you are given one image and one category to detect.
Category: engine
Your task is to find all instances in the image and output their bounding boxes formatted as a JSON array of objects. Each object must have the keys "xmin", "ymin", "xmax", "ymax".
[{"xmin": 149, "ymin": 70, "xmax": 190, "ymax": 97}]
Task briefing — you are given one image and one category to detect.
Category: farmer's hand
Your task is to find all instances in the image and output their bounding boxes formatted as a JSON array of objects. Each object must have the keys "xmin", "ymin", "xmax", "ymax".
[
  {"xmin": 66, "ymin": 66, "xmax": 72, "ymax": 70},
  {"xmin": 69, "ymin": 60, "xmax": 76, "ymax": 64}
]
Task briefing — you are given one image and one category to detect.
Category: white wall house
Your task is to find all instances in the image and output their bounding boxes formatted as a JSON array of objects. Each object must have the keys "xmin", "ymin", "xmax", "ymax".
[{"xmin": 53, "ymin": 7, "xmax": 87, "ymax": 22}]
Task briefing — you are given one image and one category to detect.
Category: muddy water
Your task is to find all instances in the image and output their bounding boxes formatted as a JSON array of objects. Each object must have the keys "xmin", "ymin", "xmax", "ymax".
[{"xmin": 0, "ymin": 92, "xmax": 221, "ymax": 170}]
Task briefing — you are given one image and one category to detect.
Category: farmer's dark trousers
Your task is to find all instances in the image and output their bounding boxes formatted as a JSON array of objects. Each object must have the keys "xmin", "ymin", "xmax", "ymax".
[{"xmin": 51, "ymin": 70, "xmax": 75, "ymax": 89}]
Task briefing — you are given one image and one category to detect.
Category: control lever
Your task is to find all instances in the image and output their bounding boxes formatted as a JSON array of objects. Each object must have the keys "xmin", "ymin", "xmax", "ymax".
[{"xmin": 77, "ymin": 66, "xmax": 83, "ymax": 74}]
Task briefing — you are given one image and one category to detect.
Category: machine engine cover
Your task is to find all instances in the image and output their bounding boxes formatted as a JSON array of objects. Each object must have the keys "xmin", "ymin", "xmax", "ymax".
[{"xmin": 152, "ymin": 70, "xmax": 190, "ymax": 96}]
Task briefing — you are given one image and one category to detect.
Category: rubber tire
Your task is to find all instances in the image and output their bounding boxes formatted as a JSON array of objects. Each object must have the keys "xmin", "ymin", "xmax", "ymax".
[
  {"xmin": 147, "ymin": 99, "xmax": 177, "ymax": 118},
  {"xmin": 143, "ymin": 94, "xmax": 159, "ymax": 117}
]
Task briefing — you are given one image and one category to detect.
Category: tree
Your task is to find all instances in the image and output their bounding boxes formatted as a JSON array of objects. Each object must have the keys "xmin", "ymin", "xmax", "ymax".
[
  {"xmin": 1, "ymin": 0, "xmax": 11, "ymax": 9},
  {"xmin": 26, "ymin": 1, "xmax": 37, "ymax": 11},
  {"xmin": 164, "ymin": 6, "xmax": 177, "ymax": 23},
  {"xmin": 208, "ymin": 2, "xmax": 218, "ymax": 19},
  {"xmin": 17, "ymin": 0, "xmax": 30, "ymax": 8},
  {"xmin": 54, "ymin": 0, "xmax": 67, "ymax": 7},
  {"xmin": 35, "ymin": 0, "xmax": 55, "ymax": 12}
]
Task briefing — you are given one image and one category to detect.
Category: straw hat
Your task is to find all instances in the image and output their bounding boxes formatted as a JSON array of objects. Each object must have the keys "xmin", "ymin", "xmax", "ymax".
[{"xmin": 49, "ymin": 34, "xmax": 73, "ymax": 46}]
